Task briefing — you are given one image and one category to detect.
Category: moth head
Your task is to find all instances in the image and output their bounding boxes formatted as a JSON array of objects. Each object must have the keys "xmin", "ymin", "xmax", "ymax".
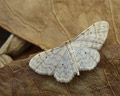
[{"xmin": 64, "ymin": 40, "xmax": 70, "ymax": 44}]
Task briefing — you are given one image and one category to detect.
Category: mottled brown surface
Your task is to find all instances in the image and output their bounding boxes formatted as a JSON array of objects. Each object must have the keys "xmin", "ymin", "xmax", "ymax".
[
  {"xmin": 0, "ymin": 45, "xmax": 120, "ymax": 96},
  {"xmin": 0, "ymin": 0, "xmax": 120, "ymax": 49},
  {"xmin": 0, "ymin": 0, "xmax": 120, "ymax": 96}
]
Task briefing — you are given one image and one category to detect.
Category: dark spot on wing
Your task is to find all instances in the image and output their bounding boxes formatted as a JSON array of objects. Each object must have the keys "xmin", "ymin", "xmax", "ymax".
[{"xmin": 81, "ymin": 33, "xmax": 84, "ymax": 35}]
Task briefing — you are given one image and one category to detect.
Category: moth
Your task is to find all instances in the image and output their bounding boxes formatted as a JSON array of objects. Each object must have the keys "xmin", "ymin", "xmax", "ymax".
[{"xmin": 29, "ymin": 21, "xmax": 109, "ymax": 83}]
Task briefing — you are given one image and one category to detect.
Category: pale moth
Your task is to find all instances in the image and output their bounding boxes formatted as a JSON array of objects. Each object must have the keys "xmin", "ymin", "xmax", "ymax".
[{"xmin": 29, "ymin": 21, "xmax": 109, "ymax": 83}]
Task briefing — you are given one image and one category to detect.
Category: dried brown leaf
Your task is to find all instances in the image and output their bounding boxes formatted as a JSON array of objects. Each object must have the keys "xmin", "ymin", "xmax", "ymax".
[
  {"xmin": 0, "ymin": 47, "xmax": 120, "ymax": 96},
  {"xmin": 0, "ymin": 0, "xmax": 120, "ymax": 96},
  {"xmin": 0, "ymin": 0, "xmax": 119, "ymax": 49}
]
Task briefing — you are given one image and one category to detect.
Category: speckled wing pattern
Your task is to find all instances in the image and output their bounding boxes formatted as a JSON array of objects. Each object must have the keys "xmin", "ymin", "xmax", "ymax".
[
  {"xmin": 72, "ymin": 21, "xmax": 109, "ymax": 50},
  {"xmin": 29, "ymin": 21, "xmax": 109, "ymax": 83},
  {"xmin": 29, "ymin": 46, "xmax": 76, "ymax": 82}
]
